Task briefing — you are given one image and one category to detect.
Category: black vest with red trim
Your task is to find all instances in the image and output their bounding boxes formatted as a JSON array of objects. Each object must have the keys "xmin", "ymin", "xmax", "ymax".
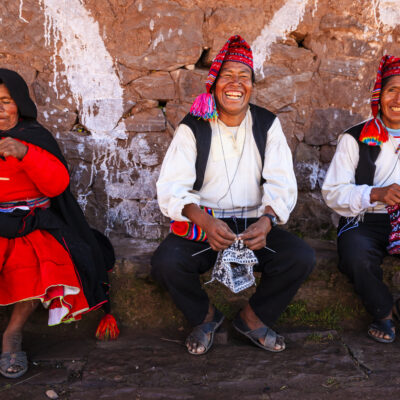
[
  {"xmin": 179, "ymin": 103, "xmax": 276, "ymax": 191},
  {"xmin": 345, "ymin": 121, "xmax": 381, "ymax": 186}
]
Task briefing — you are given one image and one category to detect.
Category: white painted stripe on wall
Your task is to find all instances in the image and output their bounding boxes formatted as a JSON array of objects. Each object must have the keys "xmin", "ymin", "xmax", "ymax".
[
  {"xmin": 251, "ymin": 0, "xmax": 310, "ymax": 77},
  {"xmin": 39, "ymin": 0, "xmax": 125, "ymax": 139},
  {"xmin": 379, "ymin": 0, "xmax": 400, "ymax": 27}
]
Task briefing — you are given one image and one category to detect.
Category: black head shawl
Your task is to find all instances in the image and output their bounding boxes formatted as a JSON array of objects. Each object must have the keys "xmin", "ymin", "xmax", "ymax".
[{"xmin": 0, "ymin": 69, "xmax": 37, "ymax": 120}]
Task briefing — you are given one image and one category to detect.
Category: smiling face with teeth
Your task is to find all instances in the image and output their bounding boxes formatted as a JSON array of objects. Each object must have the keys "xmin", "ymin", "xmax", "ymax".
[
  {"xmin": 380, "ymin": 75, "xmax": 400, "ymax": 130},
  {"xmin": 213, "ymin": 61, "xmax": 253, "ymax": 126}
]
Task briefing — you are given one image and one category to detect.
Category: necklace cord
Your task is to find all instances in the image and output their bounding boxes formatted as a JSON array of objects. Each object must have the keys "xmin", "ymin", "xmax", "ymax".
[
  {"xmin": 380, "ymin": 135, "xmax": 400, "ymax": 187},
  {"xmin": 215, "ymin": 115, "xmax": 248, "ymax": 234}
]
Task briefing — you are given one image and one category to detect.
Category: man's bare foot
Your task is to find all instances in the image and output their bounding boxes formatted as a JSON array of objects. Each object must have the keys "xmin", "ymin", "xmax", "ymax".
[
  {"xmin": 185, "ymin": 305, "xmax": 224, "ymax": 355},
  {"xmin": 240, "ymin": 304, "xmax": 285, "ymax": 351},
  {"xmin": 1, "ymin": 330, "xmax": 23, "ymax": 374},
  {"xmin": 368, "ymin": 312, "xmax": 395, "ymax": 343},
  {"xmin": 1, "ymin": 300, "xmax": 39, "ymax": 375}
]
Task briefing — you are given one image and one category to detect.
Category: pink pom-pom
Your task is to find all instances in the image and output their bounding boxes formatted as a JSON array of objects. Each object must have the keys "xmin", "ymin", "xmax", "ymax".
[{"xmin": 189, "ymin": 93, "xmax": 218, "ymax": 121}]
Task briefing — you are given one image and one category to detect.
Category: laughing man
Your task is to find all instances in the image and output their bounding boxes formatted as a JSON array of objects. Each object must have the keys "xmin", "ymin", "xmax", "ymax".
[{"xmin": 151, "ymin": 35, "xmax": 315, "ymax": 355}]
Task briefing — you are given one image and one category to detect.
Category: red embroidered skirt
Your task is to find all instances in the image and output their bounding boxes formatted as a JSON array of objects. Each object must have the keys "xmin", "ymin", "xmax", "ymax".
[{"xmin": 0, "ymin": 229, "xmax": 89, "ymax": 325}]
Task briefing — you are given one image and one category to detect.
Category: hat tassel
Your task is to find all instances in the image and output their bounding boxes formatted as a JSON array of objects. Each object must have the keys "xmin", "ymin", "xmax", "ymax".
[
  {"xmin": 190, "ymin": 93, "xmax": 218, "ymax": 121},
  {"xmin": 95, "ymin": 313, "xmax": 120, "ymax": 340},
  {"xmin": 359, "ymin": 118, "xmax": 388, "ymax": 146}
]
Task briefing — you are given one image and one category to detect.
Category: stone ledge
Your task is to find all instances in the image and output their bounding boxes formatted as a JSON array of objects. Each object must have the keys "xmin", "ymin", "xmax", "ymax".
[
  {"xmin": 2, "ymin": 239, "xmax": 400, "ymax": 335},
  {"xmin": 108, "ymin": 238, "xmax": 400, "ymax": 330}
]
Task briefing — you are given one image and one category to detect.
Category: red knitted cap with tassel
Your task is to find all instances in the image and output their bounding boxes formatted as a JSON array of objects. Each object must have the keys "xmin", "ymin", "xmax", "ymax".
[
  {"xmin": 360, "ymin": 55, "xmax": 400, "ymax": 146},
  {"xmin": 190, "ymin": 35, "xmax": 253, "ymax": 121}
]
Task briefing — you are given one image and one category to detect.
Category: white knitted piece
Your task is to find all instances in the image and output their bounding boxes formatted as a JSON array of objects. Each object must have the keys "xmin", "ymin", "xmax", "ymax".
[{"xmin": 207, "ymin": 239, "xmax": 258, "ymax": 293}]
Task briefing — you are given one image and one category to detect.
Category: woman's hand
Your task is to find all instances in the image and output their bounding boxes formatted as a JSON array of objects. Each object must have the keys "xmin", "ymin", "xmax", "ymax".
[
  {"xmin": 370, "ymin": 184, "xmax": 400, "ymax": 206},
  {"xmin": 0, "ymin": 137, "xmax": 28, "ymax": 160}
]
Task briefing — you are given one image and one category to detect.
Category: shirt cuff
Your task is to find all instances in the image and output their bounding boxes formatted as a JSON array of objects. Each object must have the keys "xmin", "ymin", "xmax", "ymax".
[
  {"xmin": 167, "ymin": 195, "xmax": 201, "ymax": 221},
  {"xmin": 349, "ymin": 184, "xmax": 378, "ymax": 214},
  {"xmin": 361, "ymin": 186, "xmax": 378, "ymax": 209},
  {"xmin": 260, "ymin": 198, "xmax": 290, "ymax": 225}
]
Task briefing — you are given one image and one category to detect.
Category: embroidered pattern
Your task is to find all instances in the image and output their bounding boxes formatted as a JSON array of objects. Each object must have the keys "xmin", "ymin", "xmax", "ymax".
[
  {"xmin": 206, "ymin": 239, "xmax": 258, "ymax": 293},
  {"xmin": 386, "ymin": 204, "xmax": 400, "ymax": 254},
  {"xmin": 0, "ymin": 196, "xmax": 50, "ymax": 213}
]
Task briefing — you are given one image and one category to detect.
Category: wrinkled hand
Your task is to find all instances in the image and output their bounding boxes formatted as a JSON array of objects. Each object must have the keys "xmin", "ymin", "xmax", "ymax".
[
  {"xmin": 203, "ymin": 218, "xmax": 236, "ymax": 251},
  {"xmin": 239, "ymin": 217, "xmax": 271, "ymax": 250},
  {"xmin": 370, "ymin": 184, "xmax": 400, "ymax": 206},
  {"xmin": 0, "ymin": 138, "xmax": 28, "ymax": 160}
]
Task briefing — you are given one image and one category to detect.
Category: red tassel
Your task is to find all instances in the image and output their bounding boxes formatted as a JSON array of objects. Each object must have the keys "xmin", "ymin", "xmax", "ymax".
[
  {"xmin": 359, "ymin": 118, "xmax": 388, "ymax": 146},
  {"xmin": 95, "ymin": 313, "xmax": 120, "ymax": 340}
]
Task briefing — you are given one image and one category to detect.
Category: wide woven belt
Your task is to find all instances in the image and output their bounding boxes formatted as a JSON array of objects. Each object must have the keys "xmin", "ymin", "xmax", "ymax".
[{"xmin": 0, "ymin": 196, "xmax": 51, "ymax": 213}]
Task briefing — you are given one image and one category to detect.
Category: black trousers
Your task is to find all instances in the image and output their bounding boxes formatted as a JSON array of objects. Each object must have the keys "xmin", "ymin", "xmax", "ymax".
[
  {"xmin": 151, "ymin": 218, "xmax": 315, "ymax": 326},
  {"xmin": 337, "ymin": 213, "xmax": 393, "ymax": 320}
]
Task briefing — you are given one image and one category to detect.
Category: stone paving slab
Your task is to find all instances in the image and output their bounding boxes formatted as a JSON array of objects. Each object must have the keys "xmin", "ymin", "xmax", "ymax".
[{"xmin": 2, "ymin": 327, "xmax": 399, "ymax": 400}]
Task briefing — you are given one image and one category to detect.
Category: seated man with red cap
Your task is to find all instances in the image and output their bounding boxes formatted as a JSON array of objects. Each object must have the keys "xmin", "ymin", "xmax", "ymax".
[
  {"xmin": 323, "ymin": 55, "xmax": 400, "ymax": 344},
  {"xmin": 151, "ymin": 35, "xmax": 315, "ymax": 355}
]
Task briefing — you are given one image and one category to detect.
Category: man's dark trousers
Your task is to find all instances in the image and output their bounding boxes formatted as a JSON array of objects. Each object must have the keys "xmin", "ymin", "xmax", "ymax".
[{"xmin": 151, "ymin": 218, "xmax": 315, "ymax": 326}]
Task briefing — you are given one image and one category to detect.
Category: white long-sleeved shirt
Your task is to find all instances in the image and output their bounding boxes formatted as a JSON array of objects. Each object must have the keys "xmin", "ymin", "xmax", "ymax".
[
  {"xmin": 156, "ymin": 108, "xmax": 297, "ymax": 224},
  {"xmin": 322, "ymin": 133, "xmax": 400, "ymax": 217}
]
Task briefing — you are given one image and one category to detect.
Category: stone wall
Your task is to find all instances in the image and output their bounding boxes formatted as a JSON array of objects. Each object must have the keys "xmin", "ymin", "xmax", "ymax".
[{"xmin": 1, "ymin": 0, "xmax": 400, "ymax": 257}]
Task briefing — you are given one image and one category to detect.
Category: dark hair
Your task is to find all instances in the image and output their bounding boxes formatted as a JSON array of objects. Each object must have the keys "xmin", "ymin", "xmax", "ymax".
[{"xmin": 381, "ymin": 75, "xmax": 399, "ymax": 91}]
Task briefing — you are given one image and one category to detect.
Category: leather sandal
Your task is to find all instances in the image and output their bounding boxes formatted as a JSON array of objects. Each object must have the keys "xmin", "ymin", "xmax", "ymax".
[
  {"xmin": 233, "ymin": 313, "xmax": 285, "ymax": 352},
  {"xmin": 368, "ymin": 319, "xmax": 395, "ymax": 343},
  {"xmin": 185, "ymin": 308, "xmax": 224, "ymax": 355},
  {"xmin": 0, "ymin": 351, "xmax": 28, "ymax": 379}
]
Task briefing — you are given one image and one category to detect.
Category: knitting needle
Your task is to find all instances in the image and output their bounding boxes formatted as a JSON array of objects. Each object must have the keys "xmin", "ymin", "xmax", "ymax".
[
  {"xmin": 264, "ymin": 246, "xmax": 276, "ymax": 253},
  {"xmin": 192, "ymin": 246, "xmax": 212, "ymax": 257},
  {"xmin": 0, "ymin": 177, "xmax": 9, "ymax": 181},
  {"xmin": 193, "ymin": 244, "xmax": 276, "ymax": 256}
]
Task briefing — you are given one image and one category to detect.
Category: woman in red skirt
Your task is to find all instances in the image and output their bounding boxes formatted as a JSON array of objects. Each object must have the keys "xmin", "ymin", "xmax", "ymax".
[{"xmin": 0, "ymin": 69, "xmax": 116, "ymax": 378}]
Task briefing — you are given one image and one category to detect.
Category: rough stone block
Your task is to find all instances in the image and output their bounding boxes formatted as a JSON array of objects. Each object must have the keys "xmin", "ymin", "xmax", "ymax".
[
  {"xmin": 133, "ymin": 71, "xmax": 175, "ymax": 101},
  {"xmin": 125, "ymin": 108, "xmax": 166, "ymax": 132},
  {"xmin": 171, "ymin": 68, "xmax": 208, "ymax": 103},
  {"xmin": 203, "ymin": 6, "xmax": 267, "ymax": 65},
  {"xmin": 116, "ymin": 63, "xmax": 145, "ymax": 86},
  {"xmin": 107, "ymin": 0, "xmax": 204, "ymax": 71},
  {"xmin": 304, "ymin": 108, "xmax": 363, "ymax": 146},
  {"xmin": 319, "ymin": 13, "xmax": 363, "ymax": 32},
  {"xmin": 165, "ymin": 101, "xmax": 191, "ymax": 130},
  {"xmin": 256, "ymin": 72, "xmax": 313, "ymax": 111},
  {"xmin": 319, "ymin": 58, "xmax": 367, "ymax": 79},
  {"xmin": 129, "ymin": 132, "xmax": 171, "ymax": 167},
  {"xmin": 320, "ymin": 145, "xmax": 336, "ymax": 164}
]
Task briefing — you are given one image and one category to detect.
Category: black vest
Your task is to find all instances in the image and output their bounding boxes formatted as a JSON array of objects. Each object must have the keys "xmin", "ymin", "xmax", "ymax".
[
  {"xmin": 345, "ymin": 121, "xmax": 381, "ymax": 185},
  {"xmin": 180, "ymin": 103, "xmax": 276, "ymax": 191}
]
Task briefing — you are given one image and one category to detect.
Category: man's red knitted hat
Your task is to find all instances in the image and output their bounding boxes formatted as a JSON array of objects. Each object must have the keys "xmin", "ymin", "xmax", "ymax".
[{"xmin": 190, "ymin": 35, "xmax": 253, "ymax": 121}]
